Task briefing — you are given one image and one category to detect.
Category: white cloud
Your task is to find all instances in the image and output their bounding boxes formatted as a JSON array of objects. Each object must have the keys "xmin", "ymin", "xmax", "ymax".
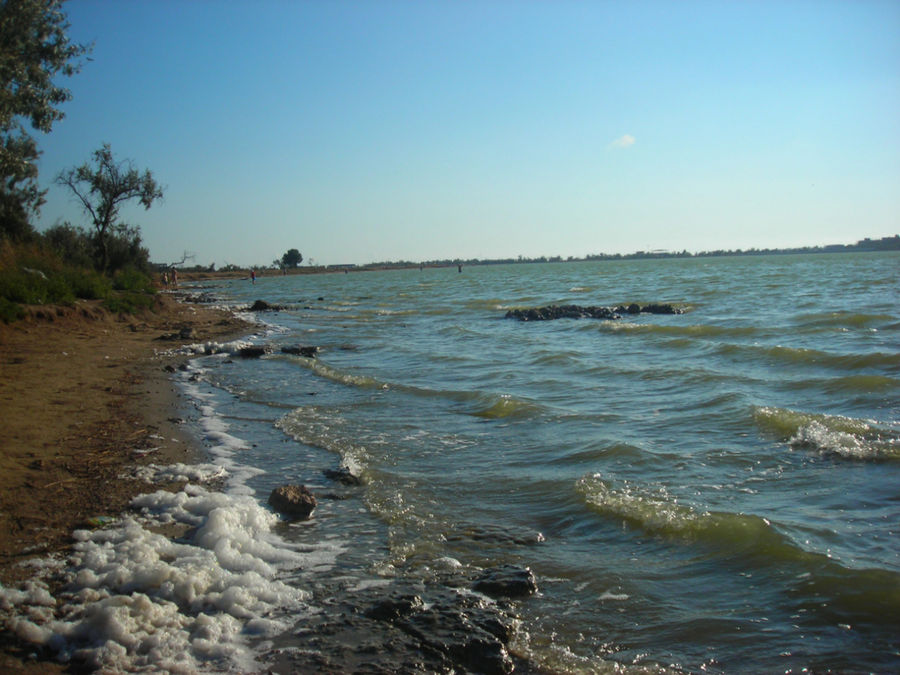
[{"xmin": 611, "ymin": 134, "xmax": 636, "ymax": 149}]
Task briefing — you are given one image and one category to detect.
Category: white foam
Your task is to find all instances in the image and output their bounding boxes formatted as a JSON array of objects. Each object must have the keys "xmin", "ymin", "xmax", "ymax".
[
  {"xmin": 599, "ymin": 590, "xmax": 630, "ymax": 601},
  {"xmin": 132, "ymin": 462, "xmax": 226, "ymax": 483},
  {"xmin": 0, "ymin": 483, "xmax": 314, "ymax": 672},
  {"xmin": 790, "ymin": 420, "xmax": 899, "ymax": 459},
  {"xmin": 0, "ymin": 349, "xmax": 339, "ymax": 672}
]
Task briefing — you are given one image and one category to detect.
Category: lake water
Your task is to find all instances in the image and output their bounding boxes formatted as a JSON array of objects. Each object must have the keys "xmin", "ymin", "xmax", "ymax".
[{"xmin": 3, "ymin": 252, "xmax": 898, "ymax": 673}]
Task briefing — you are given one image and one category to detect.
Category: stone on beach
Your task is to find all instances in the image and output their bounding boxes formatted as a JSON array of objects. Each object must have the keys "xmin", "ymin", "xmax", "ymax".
[{"xmin": 268, "ymin": 484, "xmax": 317, "ymax": 519}]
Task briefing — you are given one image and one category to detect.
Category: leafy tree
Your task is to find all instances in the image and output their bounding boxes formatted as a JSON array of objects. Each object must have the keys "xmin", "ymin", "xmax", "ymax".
[
  {"xmin": 281, "ymin": 248, "xmax": 302, "ymax": 268},
  {"xmin": 42, "ymin": 221, "xmax": 93, "ymax": 268},
  {"xmin": 56, "ymin": 144, "xmax": 163, "ymax": 273},
  {"xmin": 0, "ymin": 0, "xmax": 90, "ymax": 238}
]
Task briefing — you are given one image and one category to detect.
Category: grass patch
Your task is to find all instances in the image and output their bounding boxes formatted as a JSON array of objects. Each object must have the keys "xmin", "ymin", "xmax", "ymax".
[
  {"xmin": 0, "ymin": 296, "xmax": 25, "ymax": 323},
  {"xmin": 102, "ymin": 291, "xmax": 156, "ymax": 314},
  {"xmin": 1, "ymin": 240, "xmax": 156, "ymax": 320}
]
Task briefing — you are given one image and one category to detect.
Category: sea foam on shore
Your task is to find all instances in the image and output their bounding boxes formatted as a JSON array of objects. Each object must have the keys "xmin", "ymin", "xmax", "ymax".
[{"xmin": 0, "ymin": 356, "xmax": 325, "ymax": 673}]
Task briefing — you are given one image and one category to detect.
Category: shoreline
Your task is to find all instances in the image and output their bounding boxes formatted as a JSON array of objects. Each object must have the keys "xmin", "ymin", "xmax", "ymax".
[{"xmin": 0, "ymin": 293, "xmax": 251, "ymax": 671}]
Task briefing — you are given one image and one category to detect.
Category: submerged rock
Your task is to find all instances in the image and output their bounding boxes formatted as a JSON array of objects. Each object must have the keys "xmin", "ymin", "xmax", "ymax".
[
  {"xmin": 276, "ymin": 578, "xmax": 522, "ymax": 674},
  {"xmin": 323, "ymin": 466, "xmax": 364, "ymax": 486},
  {"xmin": 472, "ymin": 564, "xmax": 538, "ymax": 599},
  {"xmin": 249, "ymin": 299, "xmax": 285, "ymax": 311},
  {"xmin": 268, "ymin": 484, "xmax": 317, "ymax": 519},
  {"xmin": 281, "ymin": 345, "xmax": 319, "ymax": 358},
  {"xmin": 237, "ymin": 345, "xmax": 271, "ymax": 358}
]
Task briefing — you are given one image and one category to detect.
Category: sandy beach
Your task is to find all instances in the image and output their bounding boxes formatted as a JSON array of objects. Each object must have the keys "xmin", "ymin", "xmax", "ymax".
[{"xmin": 0, "ymin": 293, "xmax": 250, "ymax": 672}]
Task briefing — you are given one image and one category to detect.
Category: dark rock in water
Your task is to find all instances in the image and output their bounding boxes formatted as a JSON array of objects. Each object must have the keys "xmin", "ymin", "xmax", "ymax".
[
  {"xmin": 249, "ymin": 299, "xmax": 285, "ymax": 311},
  {"xmin": 281, "ymin": 345, "xmax": 319, "ymax": 358},
  {"xmin": 505, "ymin": 304, "xmax": 620, "ymax": 321},
  {"xmin": 365, "ymin": 594, "xmax": 425, "ymax": 622},
  {"xmin": 472, "ymin": 565, "xmax": 538, "ymax": 599},
  {"xmin": 507, "ymin": 302, "xmax": 683, "ymax": 321},
  {"xmin": 268, "ymin": 484, "xmax": 317, "ymax": 519},
  {"xmin": 238, "ymin": 345, "xmax": 270, "ymax": 358},
  {"xmin": 446, "ymin": 523, "xmax": 545, "ymax": 547},
  {"xmin": 269, "ymin": 572, "xmax": 533, "ymax": 674},
  {"xmin": 323, "ymin": 466, "xmax": 363, "ymax": 485},
  {"xmin": 642, "ymin": 302, "xmax": 684, "ymax": 314}
]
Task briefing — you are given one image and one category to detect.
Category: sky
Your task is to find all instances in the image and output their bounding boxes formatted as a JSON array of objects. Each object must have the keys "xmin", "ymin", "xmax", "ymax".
[{"xmin": 33, "ymin": 0, "xmax": 900, "ymax": 267}]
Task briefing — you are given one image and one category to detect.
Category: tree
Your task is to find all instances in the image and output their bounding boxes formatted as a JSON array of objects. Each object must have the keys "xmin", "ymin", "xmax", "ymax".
[
  {"xmin": 281, "ymin": 248, "xmax": 302, "ymax": 268},
  {"xmin": 56, "ymin": 144, "xmax": 163, "ymax": 273},
  {"xmin": 0, "ymin": 0, "xmax": 90, "ymax": 238}
]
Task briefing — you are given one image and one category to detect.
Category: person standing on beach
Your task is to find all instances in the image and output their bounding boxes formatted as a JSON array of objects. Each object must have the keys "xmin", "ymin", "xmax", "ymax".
[
  {"xmin": 162, "ymin": 271, "xmax": 168, "ymax": 288},
  {"xmin": 171, "ymin": 267, "xmax": 178, "ymax": 289},
  {"xmin": 251, "ymin": 269, "xmax": 256, "ymax": 284}
]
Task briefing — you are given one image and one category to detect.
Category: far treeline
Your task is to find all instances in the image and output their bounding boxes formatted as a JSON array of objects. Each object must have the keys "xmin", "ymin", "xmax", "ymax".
[
  {"xmin": 343, "ymin": 235, "xmax": 900, "ymax": 272},
  {"xmin": 0, "ymin": 1, "xmax": 168, "ymax": 322}
]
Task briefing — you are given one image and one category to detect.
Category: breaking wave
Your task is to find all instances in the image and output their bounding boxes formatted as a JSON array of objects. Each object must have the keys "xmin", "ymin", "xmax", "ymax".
[
  {"xmin": 752, "ymin": 406, "xmax": 900, "ymax": 459},
  {"xmin": 575, "ymin": 473, "xmax": 900, "ymax": 622}
]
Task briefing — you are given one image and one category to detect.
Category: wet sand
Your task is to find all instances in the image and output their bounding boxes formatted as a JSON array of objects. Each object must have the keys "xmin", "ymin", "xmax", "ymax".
[{"xmin": 0, "ymin": 293, "xmax": 250, "ymax": 672}]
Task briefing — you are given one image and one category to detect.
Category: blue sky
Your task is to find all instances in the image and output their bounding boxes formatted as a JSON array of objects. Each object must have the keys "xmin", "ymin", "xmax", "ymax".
[{"xmin": 34, "ymin": 0, "xmax": 900, "ymax": 267}]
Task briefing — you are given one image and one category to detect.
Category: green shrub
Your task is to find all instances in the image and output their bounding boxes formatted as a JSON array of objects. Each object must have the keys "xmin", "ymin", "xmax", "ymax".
[
  {"xmin": 0, "ymin": 266, "xmax": 49, "ymax": 304},
  {"xmin": 112, "ymin": 266, "xmax": 154, "ymax": 293},
  {"xmin": 65, "ymin": 267, "xmax": 111, "ymax": 300},
  {"xmin": 103, "ymin": 290, "xmax": 155, "ymax": 314},
  {"xmin": 0, "ymin": 296, "xmax": 24, "ymax": 323},
  {"xmin": 42, "ymin": 223, "xmax": 94, "ymax": 269}
]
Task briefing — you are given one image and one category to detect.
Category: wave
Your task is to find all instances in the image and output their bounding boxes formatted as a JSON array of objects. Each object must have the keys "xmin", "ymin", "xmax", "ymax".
[
  {"xmin": 548, "ymin": 442, "xmax": 647, "ymax": 466},
  {"xmin": 789, "ymin": 374, "xmax": 900, "ymax": 394},
  {"xmin": 717, "ymin": 343, "xmax": 900, "ymax": 371},
  {"xmin": 752, "ymin": 406, "xmax": 899, "ymax": 459},
  {"xmin": 279, "ymin": 354, "xmax": 546, "ymax": 420},
  {"xmin": 792, "ymin": 311, "xmax": 896, "ymax": 330},
  {"xmin": 575, "ymin": 473, "xmax": 900, "ymax": 621},
  {"xmin": 577, "ymin": 474, "xmax": 749, "ymax": 544},
  {"xmin": 276, "ymin": 406, "xmax": 370, "ymax": 478},
  {"xmin": 290, "ymin": 357, "xmax": 389, "ymax": 390},
  {"xmin": 598, "ymin": 321, "xmax": 760, "ymax": 339},
  {"xmin": 468, "ymin": 394, "xmax": 543, "ymax": 420}
]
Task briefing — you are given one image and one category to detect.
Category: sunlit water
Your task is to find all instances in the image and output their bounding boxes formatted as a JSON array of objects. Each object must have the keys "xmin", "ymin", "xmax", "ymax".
[
  {"xmin": 7, "ymin": 253, "xmax": 895, "ymax": 673},
  {"xmin": 167, "ymin": 252, "xmax": 897, "ymax": 673}
]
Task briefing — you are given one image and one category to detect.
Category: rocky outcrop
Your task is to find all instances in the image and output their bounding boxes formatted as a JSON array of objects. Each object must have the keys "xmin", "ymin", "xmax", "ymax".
[
  {"xmin": 281, "ymin": 345, "xmax": 319, "ymax": 358},
  {"xmin": 249, "ymin": 299, "xmax": 285, "ymax": 311},
  {"xmin": 323, "ymin": 466, "xmax": 363, "ymax": 486},
  {"xmin": 506, "ymin": 302, "xmax": 684, "ymax": 321},
  {"xmin": 155, "ymin": 325, "xmax": 196, "ymax": 341},
  {"xmin": 268, "ymin": 484, "xmax": 317, "ymax": 519},
  {"xmin": 505, "ymin": 305, "xmax": 619, "ymax": 321},
  {"xmin": 237, "ymin": 345, "xmax": 272, "ymax": 358},
  {"xmin": 275, "ymin": 567, "xmax": 537, "ymax": 674},
  {"xmin": 620, "ymin": 302, "xmax": 684, "ymax": 315},
  {"xmin": 472, "ymin": 564, "xmax": 538, "ymax": 598}
]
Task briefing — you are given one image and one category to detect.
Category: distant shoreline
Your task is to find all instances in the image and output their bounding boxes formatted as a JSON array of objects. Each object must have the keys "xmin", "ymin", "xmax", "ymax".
[{"xmin": 174, "ymin": 234, "xmax": 898, "ymax": 280}]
